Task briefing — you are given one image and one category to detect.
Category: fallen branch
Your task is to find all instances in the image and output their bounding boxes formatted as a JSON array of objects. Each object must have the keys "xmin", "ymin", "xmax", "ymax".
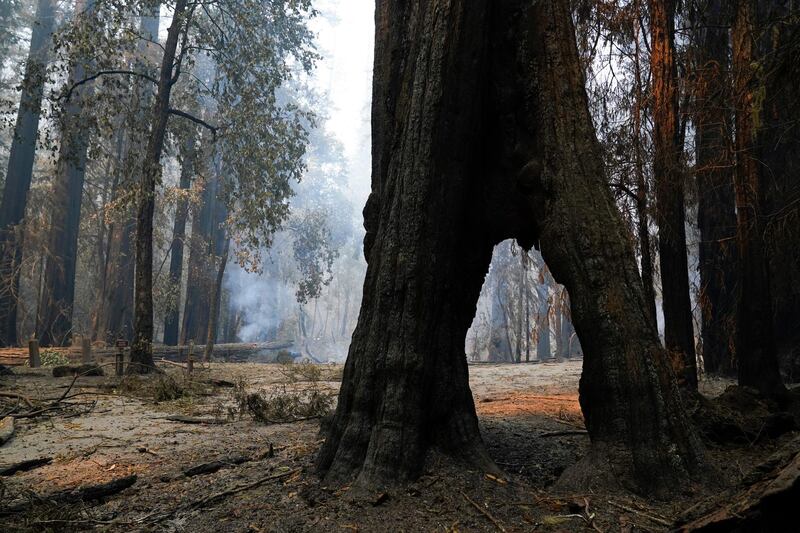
[
  {"xmin": 159, "ymin": 415, "xmax": 225, "ymax": 425},
  {"xmin": 607, "ymin": 500, "xmax": 672, "ymax": 527},
  {"xmin": 539, "ymin": 430, "xmax": 588, "ymax": 438},
  {"xmin": 462, "ymin": 491, "xmax": 507, "ymax": 532},
  {"xmin": 0, "ymin": 392, "xmax": 33, "ymax": 408},
  {"xmin": 189, "ymin": 468, "xmax": 300, "ymax": 509},
  {"xmin": 1, "ymin": 475, "xmax": 137, "ymax": 514}
]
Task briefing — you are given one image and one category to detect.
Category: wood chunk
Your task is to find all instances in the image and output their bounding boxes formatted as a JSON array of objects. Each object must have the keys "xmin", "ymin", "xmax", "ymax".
[{"xmin": 0, "ymin": 416, "xmax": 13, "ymax": 445}]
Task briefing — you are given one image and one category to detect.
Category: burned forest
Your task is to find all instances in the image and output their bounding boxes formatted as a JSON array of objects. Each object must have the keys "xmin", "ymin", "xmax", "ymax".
[{"xmin": 1, "ymin": 0, "xmax": 799, "ymax": 531}]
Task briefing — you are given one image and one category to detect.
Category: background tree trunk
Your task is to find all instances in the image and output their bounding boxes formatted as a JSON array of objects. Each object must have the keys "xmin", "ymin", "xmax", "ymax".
[
  {"xmin": 163, "ymin": 134, "xmax": 195, "ymax": 345},
  {"xmin": 0, "ymin": 0, "xmax": 55, "ymax": 347},
  {"xmin": 320, "ymin": 0, "xmax": 704, "ymax": 494},
  {"xmin": 731, "ymin": 0, "xmax": 784, "ymax": 395},
  {"xmin": 650, "ymin": 0, "xmax": 698, "ymax": 389},
  {"xmin": 37, "ymin": 0, "xmax": 96, "ymax": 347},
  {"xmin": 694, "ymin": 0, "xmax": 737, "ymax": 376}
]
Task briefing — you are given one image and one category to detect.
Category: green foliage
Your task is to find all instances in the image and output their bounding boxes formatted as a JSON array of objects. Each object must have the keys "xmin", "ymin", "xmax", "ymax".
[{"xmin": 39, "ymin": 349, "xmax": 70, "ymax": 367}]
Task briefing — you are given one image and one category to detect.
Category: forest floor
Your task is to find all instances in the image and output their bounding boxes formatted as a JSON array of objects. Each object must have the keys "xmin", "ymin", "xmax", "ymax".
[{"xmin": 1, "ymin": 359, "xmax": 798, "ymax": 532}]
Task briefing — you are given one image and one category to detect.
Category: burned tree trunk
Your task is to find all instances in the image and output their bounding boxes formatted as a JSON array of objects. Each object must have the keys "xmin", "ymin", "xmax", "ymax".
[
  {"xmin": 319, "ymin": 0, "xmax": 703, "ymax": 494},
  {"xmin": 730, "ymin": 0, "xmax": 785, "ymax": 395},
  {"xmin": 163, "ymin": 135, "xmax": 196, "ymax": 345},
  {"xmin": 37, "ymin": 0, "xmax": 96, "ymax": 347},
  {"xmin": 0, "ymin": 0, "xmax": 55, "ymax": 347},
  {"xmin": 650, "ymin": 0, "xmax": 698, "ymax": 389},
  {"xmin": 694, "ymin": 0, "xmax": 737, "ymax": 376}
]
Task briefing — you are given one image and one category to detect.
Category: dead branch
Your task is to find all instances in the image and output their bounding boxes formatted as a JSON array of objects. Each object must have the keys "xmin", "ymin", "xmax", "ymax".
[
  {"xmin": 189, "ymin": 467, "xmax": 300, "ymax": 509},
  {"xmin": 462, "ymin": 491, "xmax": 507, "ymax": 532},
  {"xmin": 539, "ymin": 430, "xmax": 588, "ymax": 437},
  {"xmin": 607, "ymin": 500, "xmax": 672, "ymax": 527}
]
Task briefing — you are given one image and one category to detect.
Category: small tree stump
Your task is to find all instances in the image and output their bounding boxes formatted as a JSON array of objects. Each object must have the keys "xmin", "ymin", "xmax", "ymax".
[{"xmin": 28, "ymin": 338, "xmax": 40, "ymax": 368}]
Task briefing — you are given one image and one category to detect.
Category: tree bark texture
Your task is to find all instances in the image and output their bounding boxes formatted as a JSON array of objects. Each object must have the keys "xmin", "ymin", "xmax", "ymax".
[
  {"xmin": 694, "ymin": 0, "xmax": 738, "ymax": 376},
  {"xmin": 130, "ymin": 0, "xmax": 188, "ymax": 373},
  {"xmin": 37, "ymin": 0, "xmax": 96, "ymax": 347},
  {"xmin": 649, "ymin": 0, "xmax": 698, "ymax": 389},
  {"xmin": 731, "ymin": 0, "xmax": 785, "ymax": 395},
  {"xmin": 319, "ymin": 0, "xmax": 704, "ymax": 494},
  {"xmin": 755, "ymin": 1, "xmax": 800, "ymax": 380},
  {"xmin": 0, "ymin": 0, "xmax": 55, "ymax": 347}
]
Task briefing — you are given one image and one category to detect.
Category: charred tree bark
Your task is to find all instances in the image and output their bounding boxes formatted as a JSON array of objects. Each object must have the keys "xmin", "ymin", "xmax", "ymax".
[
  {"xmin": 37, "ymin": 0, "xmax": 96, "ymax": 347},
  {"xmin": 0, "ymin": 0, "xmax": 55, "ymax": 347},
  {"xmin": 650, "ymin": 0, "xmax": 698, "ymax": 389},
  {"xmin": 163, "ymin": 134, "xmax": 195, "ymax": 345},
  {"xmin": 319, "ymin": 0, "xmax": 704, "ymax": 494},
  {"xmin": 694, "ymin": 0, "xmax": 737, "ymax": 376},
  {"xmin": 731, "ymin": 0, "xmax": 785, "ymax": 395},
  {"xmin": 130, "ymin": 0, "xmax": 189, "ymax": 373},
  {"xmin": 755, "ymin": 2, "xmax": 800, "ymax": 381}
]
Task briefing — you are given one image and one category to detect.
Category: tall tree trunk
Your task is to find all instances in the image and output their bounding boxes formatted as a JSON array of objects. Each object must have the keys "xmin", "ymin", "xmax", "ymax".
[
  {"xmin": 130, "ymin": 0, "xmax": 189, "ymax": 373},
  {"xmin": 756, "ymin": 2, "xmax": 800, "ymax": 381},
  {"xmin": 650, "ymin": 0, "xmax": 698, "ymax": 388},
  {"xmin": 203, "ymin": 238, "xmax": 229, "ymax": 361},
  {"xmin": 37, "ymin": 0, "xmax": 96, "ymax": 347},
  {"xmin": 535, "ymin": 274, "xmax": 551, "ymax": 361},
  {"xmin": 0, "ymin": 0, "xmax": 55, "ymax": 347},
  {"xmin": 180, "ymin": 176, "xmax": 216, "ymax": 345},
  {"xmin": 731, "ymin": 0, "xmax": 785, "ymax": 395},
  {"xmin": 632, "ymin": 1, "xmax": 658, "ymax": 326},
  {"xmin": 319, "ymin": 0, "xmax": 703, "ymax": 494},
  {"xmin": 694, "ymin": 0, "xmax": 737, "ymax": 376},
  {"xmin": 163, "ymin": 134, "xmax": 195, "ymax": 345}
]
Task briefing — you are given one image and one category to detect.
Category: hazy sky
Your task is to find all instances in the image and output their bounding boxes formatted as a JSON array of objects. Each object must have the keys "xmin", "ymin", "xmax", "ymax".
[{"xmin": 311, "ymin": 0, "xmax": 374, "ymax": 203}]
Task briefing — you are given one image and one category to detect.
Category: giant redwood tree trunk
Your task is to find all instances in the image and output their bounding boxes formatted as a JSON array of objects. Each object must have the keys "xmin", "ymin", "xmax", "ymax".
[
  {"xmin": 650, "ymin": 0, "xmax": 698, "ymax": 389},
  {"xmin": 730, "ymin": 0, "xmax": 785, "ymax": 395},
  {"xmin": 694, "ymin": 0, "xmax": 737, "ymax": 376},
  {"xmin": 319, "ymin": 0, "xmax": 704, "ymax": 494},
  {"xmin": 0, "ymin": 0, "xmax": 55, "ymax": 347},
  {"xmin": 37, "ymin": 0, "xmax": 96, "ymax": 347}
]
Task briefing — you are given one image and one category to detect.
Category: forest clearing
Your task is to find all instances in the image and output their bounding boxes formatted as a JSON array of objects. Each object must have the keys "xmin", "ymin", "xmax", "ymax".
[{"xmin": 2, "ymin": 359, "xmax": 797, "ymax": 532}]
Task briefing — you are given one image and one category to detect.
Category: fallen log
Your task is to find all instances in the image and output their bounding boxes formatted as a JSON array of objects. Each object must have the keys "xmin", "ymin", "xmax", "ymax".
[
  {"xmin": 183, "ymin": 455, "xmax": 249, "ymax": 477},
  {"xmin": 676, "ymin": 438, "xmax": 800, "ymax": 532},
  {"xmin": 0, "ymin": 457, "xmax": 53, "ymax": 477}
]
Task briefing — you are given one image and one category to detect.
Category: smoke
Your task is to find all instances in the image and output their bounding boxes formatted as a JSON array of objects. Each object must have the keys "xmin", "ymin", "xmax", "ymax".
[{"xmin": 225, "ymin": 260, "xmax": 296, "ymax": 342}]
